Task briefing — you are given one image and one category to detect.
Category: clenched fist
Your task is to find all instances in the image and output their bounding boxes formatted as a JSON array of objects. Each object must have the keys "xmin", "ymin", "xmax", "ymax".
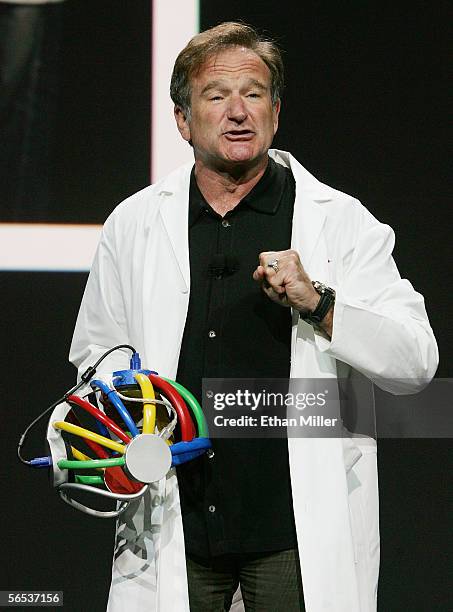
[{"xmin": 252, "ymin": 249, "xmax": 333, "ymax": 337}]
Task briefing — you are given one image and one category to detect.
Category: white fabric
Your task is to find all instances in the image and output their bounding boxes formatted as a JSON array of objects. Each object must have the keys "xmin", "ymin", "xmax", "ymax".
[{"xmin": 70, "ymin": 149, "xmax": 438, "ymax": 612}]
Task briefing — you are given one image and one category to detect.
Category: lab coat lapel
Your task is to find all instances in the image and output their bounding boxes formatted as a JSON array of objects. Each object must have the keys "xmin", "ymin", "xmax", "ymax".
[
  {"xmin": 292, "ymin": 187, "xmax": 327, "ymax": 277},
  {"xmin": 269, "ymin": 149, "xmax": 328, "ymax": 276},
  {"xmin": 140, "ymin": 163, "xmax": 192, "ymax": 378},
  {"xmin": 158, "ymin": 163, "xmax": 192, "ymax": 290}
]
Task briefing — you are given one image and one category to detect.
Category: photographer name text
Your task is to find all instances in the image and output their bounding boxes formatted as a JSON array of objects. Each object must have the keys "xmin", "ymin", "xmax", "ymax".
[{"xmin": 213, "ymin": 414, "xmax": 338, "ymax": 428}]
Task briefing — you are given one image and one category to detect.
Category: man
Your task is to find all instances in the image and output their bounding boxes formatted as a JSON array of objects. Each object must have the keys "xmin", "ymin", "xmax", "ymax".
[{"xmin": 70, "ymin": 22, "xmax": 438, "ymax": 612}]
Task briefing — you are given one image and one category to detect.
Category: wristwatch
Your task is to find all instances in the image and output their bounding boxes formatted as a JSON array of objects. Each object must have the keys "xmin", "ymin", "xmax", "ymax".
[{"xmin": 300, "ymin": 281, "xmax": 336, "ymax": 326}]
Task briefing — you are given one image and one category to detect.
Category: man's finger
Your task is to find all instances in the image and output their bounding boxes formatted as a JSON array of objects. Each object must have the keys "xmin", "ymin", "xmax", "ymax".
[
  {"xmin": 264, "ymin": 267, "xmax": 286, "ymax": 290},
  {"xmin": 258, "ymin": 251, "xmax": 278, "ymax": 268},
  {"xmin": 252, "ymin": 265, "xmax": 265, "ymax": 281}
]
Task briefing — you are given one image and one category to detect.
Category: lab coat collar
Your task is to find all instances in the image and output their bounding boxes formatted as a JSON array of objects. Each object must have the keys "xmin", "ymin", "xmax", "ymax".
[{"xmin": 157, "ymin": 149, "xmax": 331, "ymax": 287}]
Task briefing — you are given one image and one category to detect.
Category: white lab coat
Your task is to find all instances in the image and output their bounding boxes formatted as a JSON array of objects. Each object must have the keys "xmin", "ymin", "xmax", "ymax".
[{"xmin": 70, "ymin": 150, "xmax": 438, "ymax": 612}]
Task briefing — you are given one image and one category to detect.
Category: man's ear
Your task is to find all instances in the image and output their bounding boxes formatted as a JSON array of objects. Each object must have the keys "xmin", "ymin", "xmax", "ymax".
[
  {"xmin": 272, "ymin": 98, "xmax": 281, "ymax": 135},
  {"xmin": 174, "ymin": 106, "xmax": 191, "ymax": 142}
]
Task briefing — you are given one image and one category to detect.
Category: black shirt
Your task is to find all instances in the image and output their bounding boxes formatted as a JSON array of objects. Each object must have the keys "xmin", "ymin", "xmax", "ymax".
[{"xmin": 176, "ymin": 157, "xmax": 298, "ymax": 557}]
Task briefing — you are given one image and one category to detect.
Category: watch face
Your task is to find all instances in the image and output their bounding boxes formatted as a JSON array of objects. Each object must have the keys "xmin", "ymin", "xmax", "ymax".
[{"xmin": 313, "ymin": 281, "xmax": 325, "ymax": 294}]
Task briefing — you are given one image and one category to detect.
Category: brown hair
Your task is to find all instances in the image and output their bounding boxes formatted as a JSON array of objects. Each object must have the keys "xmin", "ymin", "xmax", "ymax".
[{"xmin": 170, "ymin": 22, "xmax": 284, "ymax": 117}]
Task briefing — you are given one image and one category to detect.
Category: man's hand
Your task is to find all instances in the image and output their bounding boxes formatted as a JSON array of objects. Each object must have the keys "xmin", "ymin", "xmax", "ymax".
[
  {"xmin": 252, "ymin": 249, "xmax": 318, "ymax": 311},
  {"xmin": 252, "ymin": 249, "xmax": 333, "ymax": 337}
]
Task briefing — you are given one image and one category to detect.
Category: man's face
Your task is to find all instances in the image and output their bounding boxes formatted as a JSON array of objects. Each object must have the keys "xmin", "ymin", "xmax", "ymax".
[{"xmin": 175, "ymin": 46, "xmax": 280, "ymax": 171}]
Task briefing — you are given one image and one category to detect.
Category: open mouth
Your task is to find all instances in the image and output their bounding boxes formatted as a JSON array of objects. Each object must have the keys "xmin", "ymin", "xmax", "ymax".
[{"xmin": 224, "ymin": 130, "xmax": 255, "ymax": 141}]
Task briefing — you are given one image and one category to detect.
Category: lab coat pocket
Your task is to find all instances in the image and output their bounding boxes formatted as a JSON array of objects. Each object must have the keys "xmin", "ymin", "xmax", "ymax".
[
  {"xmin": 347, "ymin": 448, "xmax": 379, "ymax": 567},
  {"xmin": 347, "ymin": 467, "xmax": 366, "ymax": 564}
]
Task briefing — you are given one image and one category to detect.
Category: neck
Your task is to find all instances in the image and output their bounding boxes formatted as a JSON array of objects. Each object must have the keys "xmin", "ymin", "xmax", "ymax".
[{"xmin": 194, "ymin": 156, "xmax": 269, "ymax": 217}]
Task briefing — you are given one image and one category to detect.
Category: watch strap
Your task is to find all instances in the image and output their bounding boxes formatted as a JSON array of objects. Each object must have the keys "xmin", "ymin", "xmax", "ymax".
[{"xmin": 300, "ymin": 281, "xmax": 335, "ymax": 326}]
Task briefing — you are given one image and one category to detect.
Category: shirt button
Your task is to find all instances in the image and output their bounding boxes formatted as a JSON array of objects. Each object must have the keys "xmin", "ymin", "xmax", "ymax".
[
  {"xmin": 208, "ymin": 505, "xmax": 216, "ymax": 513},
  {"xmin": 208, "ymin": 330, "xmax": 216, "ymax": 338},
  {"xmin": 221, "ymin": 219, "xmax": 230, "ymax": 228}
]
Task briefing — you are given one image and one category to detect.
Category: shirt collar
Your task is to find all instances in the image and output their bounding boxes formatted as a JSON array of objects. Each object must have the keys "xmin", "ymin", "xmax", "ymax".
[{"xmin": 189, "ymin": 156, "xmax": 288, "ymax": 227}]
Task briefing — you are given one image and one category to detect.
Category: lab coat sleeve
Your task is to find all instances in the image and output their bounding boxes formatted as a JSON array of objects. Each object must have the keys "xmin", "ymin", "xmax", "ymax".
[
  {"xmin": 314, "ymin": 200, "xmax": 439, "ymax": 394},
  {"xmin": 69, "ymin": 212, "xmax": 132, "ymax": 380}
]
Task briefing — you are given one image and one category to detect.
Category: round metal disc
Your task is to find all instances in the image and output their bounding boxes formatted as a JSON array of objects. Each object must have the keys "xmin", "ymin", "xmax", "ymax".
[{"xmin": 124, "ymin": 434, "xmax": 172, "ymax": 483}]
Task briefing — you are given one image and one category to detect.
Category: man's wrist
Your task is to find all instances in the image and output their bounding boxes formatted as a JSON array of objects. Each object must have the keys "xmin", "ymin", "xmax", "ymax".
[
  {"xmin": 299, "ymin": 281, "xmax": 336, "ymax": 328},
  {"xmin": 318, "ymin": 303, "xmax": 334, "ymax": 338}
]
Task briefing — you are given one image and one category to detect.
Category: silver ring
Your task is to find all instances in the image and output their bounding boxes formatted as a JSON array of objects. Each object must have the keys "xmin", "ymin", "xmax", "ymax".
[{"xmin": 267, "ymin": 259, "xmax": 279, "ymax": 273}]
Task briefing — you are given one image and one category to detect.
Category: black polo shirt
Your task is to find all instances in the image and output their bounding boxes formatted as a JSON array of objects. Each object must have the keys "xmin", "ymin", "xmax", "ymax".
[{"xmin": 176, "ymin": 157, "xmax": 298, "ymax": 557}]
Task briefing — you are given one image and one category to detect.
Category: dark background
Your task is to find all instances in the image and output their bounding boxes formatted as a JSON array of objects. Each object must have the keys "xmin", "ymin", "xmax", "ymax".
[
  {"xmin": 52, "ymin": 1, "xmax": 151, "ymax": 223},
  {"xmin": 1, "ymin": 2, "xmax": 451, "ymax": 610}
]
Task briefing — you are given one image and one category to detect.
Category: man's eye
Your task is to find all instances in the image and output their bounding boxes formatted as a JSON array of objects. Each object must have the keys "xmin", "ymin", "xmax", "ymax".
[
  {"xmin": 247, "ymin": 92, "xmax": 260, "ymax": 98},
  {"xmin": 210, "ymin": 95, "xmax": 223, "ymax": 101}
]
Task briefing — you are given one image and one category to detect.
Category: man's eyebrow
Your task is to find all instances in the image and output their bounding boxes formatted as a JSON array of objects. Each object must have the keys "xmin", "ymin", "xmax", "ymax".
[
  {"xmin": 246, "ymin": 79, "xmax": 268, "ymax": 91},
  {"xmin": 200, "ymin": 80, "xmax": 227, "ymax": 96},
  {"xmin": 200, "ymin": 79, "xmax": 269, "ymax": 96}
]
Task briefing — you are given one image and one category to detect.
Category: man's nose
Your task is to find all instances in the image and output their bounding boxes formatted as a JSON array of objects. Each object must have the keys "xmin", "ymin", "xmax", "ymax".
[{"xmin": 227, "ymin": 95, "xmax": 247, "ymax": 123}]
